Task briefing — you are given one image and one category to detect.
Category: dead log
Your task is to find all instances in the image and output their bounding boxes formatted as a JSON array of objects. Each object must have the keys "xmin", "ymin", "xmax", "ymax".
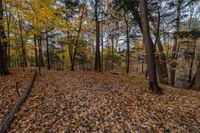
[{"xmin": 0, "ymin": 70, "xmax": 37, "ymax": 133}]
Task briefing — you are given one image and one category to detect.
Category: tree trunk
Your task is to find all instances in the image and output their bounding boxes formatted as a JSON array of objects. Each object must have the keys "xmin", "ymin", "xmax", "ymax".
[
  {"xmin": 34, "ymin": 35, "xmax": 38, "ymax": 67},
  {"xmin": 154, "ymin": 5, "xmax": 168, "ymax": 84},
  {"xmin": 67, "ymin": 32, "xmax": 73, "ymax": 65},
  {"xmin": 111, "ymin": 36, "xmax": 114, "ymax": 72},
  {"xmin": 6, "ymin": 22, "xmax": 10, "ymax": 68},
  {"xmin": 124, "ymin": 12, "xmax": 130, "ymax": 74},
  {"xmin": 0, "ymin": 0, "xmax": 9, "ymax": 75},
  {"xmin": 5, "ymin": 3, "xmax": 11, "ymax": 68},
  {"xmin": 94, "ymin": 0, "xmax": 101, "ymax": 72},
  {"xmin": 71, "ymin": 5, "xmax": 85, "ymax": 71},
  {"xmin": 140, "ymin": 0, "xmax": 162, "ymax": 94},
  {"xmin": 38, "ymin": 36, "xmax": 43, "ymax": 74},
  {"xmin": 170, "ymin": 0, "xmax": 181, "ymax": 86},
  {"xmin": 189, "ymin": 38, "xmax": 197, "ymax": 82},
  {"xmin": 166, "ymin": 32, "xmax": 170, "ymax": 57},
  {"xmin": 188, "ymin": 4, "xmax": 195, "ymax": 82},
  {"xmin": 191, "ymin": 62, "xmax": 200, "ymax": 90},
  {"xmin": 61, "ymin": 44, "xmax": 64, "ymax": 70},
  {"xmin": 50, "ymin": 43, "xmax": 54, "ymax": 69},
  {"xmin": 18, "ymin": 13, "xmax": 27, "ymax": 69},
  {"xmin": 46, "ymin": 31, "xmax": 51, "ymax": 70},
  {"xmin": 16, "ymin": 47, "xmax": 21, "ymax": 68},
  {"xmin": 101, "ymin": 22, "xmax": 104, "ymax": 72},
  {"xmin": 0, "ymin": 37, "xmax": 9, "ymax": 75}
]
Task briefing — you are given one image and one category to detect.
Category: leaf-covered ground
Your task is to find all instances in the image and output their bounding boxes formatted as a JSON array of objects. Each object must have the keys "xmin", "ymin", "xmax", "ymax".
[
  {"xmin": 4, "ymin": 70, "xmax": 200, "ymax": 132},
  {"xmin": 0, "ymin": 69, "xmax": 33, "ymax": 122}
]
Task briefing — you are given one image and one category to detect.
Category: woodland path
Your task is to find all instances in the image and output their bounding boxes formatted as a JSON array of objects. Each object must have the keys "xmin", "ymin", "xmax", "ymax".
[{"xmin": 1, "ymin": 70, "xmax": 199, "ymax": 132}]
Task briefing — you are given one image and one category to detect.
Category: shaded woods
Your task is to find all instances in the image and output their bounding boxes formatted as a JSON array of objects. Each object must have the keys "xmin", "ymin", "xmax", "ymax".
[{"xmin": 0, "ymin": 0, "xmax": 200, "ymax": 132}]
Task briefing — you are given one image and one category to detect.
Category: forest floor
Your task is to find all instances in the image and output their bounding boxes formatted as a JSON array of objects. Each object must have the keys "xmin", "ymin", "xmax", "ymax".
[
  {"xmin": 0, "ymin": 69, "xmax": 33, "ymax": 122},
  {"xmin": 1, "ymin": 69, "xmax": 200, "ymax": 132}
]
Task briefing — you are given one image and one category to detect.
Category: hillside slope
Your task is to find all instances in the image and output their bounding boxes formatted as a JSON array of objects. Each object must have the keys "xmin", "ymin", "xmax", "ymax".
[{"xmin": 6, "ymin": 70, "xmax": 200, "ymax": 132}]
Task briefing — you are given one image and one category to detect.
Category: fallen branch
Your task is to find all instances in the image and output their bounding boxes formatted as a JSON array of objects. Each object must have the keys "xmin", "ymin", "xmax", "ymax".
[
  {"xmin": 15, "ymin": 81, "xmax": 20, "ymax": 97},
  {"xmin": 0, "ymin": 70, "xmax": 37, "ymax": 133}
]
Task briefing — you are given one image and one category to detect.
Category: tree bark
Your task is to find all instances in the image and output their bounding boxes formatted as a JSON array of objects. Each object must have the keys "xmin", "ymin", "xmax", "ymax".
[
  {"xmin": 18, "ymin": 12, "xmax": 27, "ymax": 69},
  {"xmin": 154, "ymin": 5, "xmax": 169, "ymax": 84},
  {"xmin": 124, "ymin": 11, "xmax": 130, "ymax": 74},
  {"xmin": 46, "ymin": 31, "xmax": 51, "ymax": 70},
  {"xmin": 170, "ymin": 0, "xmax": 181, "ymax": 86},
  {"xmin": 155, "ymin": 38, "xmax": 169, "ymax": 84},
  {"xmin": 71, "ymin": 5, "xmax": 85, "ymax": 71},
  {"xmin": 188, "ymin": 4, "xmax": 195, "ymax": 82},
  {"xmin": 101, "ymin": 22, "xmax": 104, "ymax": 72},
  {"xmin": 61, "ymin": 44, "xmax": 64, "ymax": 70},
  {"xmin": 34, "ymin": 35, "xmax": 38, "ymax": 67},
  {"xmin": 67, "ymin": 31, "xmax": 73, "ymax": 65},
  {"xmin": 0, "ymin": 0, "xmax": 9, "ymax": 75},
  {"xmin": 189, "ymin": 38, "xmax": 197, "ymax": 82},
  {"xmin": 139, "ymin": 0, "xmax": 162, "ymax": 94},
  {"xmin": 94, "ymin": 0, "xmax": 101, "ymax": 72},
  {"xmin": 38, "ymin": 36, "xmax": 43, "ymax": 74},
  {"xmin": 191, "ymin": 62, "xmax": 200, "ymax": 90},
  {"xmin": 5, "ymin": 3, "xmax": 11, "ymax": 68},
  {"xmin": 111, "ymin": 36, "xmax": 114, "ymax": 72}
]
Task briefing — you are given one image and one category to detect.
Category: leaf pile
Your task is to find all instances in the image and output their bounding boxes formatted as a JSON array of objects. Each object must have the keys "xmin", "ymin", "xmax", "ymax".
[
  {"xmin": 6, "ymin": 70, "xmax": 200, "ymax": 132},
  {"xmin": 0, "ymin": 69, "xmax": 33, "ymax": 122}
]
